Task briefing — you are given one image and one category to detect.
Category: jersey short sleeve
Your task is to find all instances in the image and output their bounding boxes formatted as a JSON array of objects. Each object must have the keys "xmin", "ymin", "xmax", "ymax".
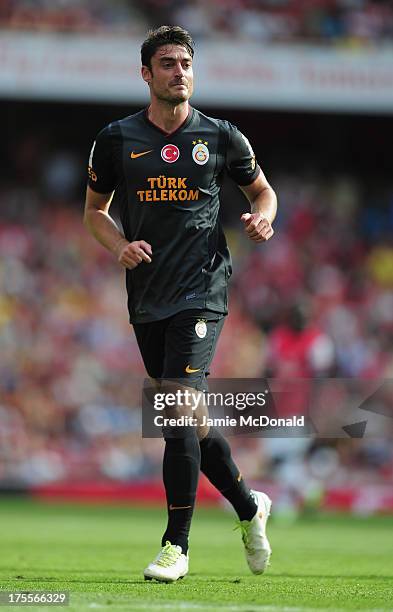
[
  {"xmin": 87, "ymin": 125, "xmax": 117, "ymax": 193},
  {"xmin": 224, "ymin": 123, "xmax": 261, "ymax": 186}
]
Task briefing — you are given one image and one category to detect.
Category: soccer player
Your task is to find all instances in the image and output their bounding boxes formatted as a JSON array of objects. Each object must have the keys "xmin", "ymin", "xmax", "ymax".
[{"xmin": 84, "ymin": 26, "xmax": 277, "ymax": 583}]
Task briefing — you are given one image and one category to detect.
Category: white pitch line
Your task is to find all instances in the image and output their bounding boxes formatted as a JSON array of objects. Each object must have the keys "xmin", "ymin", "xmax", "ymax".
[
  {"xmin": 84, "ymin": 603, "xmax": 296, "ymax": 611},
  {"xmin": 85, "ymin": 602, "xmax": 392, "ymax": 612}
]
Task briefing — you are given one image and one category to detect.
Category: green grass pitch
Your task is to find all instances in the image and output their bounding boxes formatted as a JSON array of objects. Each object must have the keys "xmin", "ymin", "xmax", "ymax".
[{"xmin": 0, "ymin": 499, "xmax": 392, "ymax": 611}]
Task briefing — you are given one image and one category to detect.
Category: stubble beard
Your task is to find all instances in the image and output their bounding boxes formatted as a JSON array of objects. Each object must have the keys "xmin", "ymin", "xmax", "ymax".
[
  {"xmin": 157, "ymin": 91, "xmax": 190, "ymax": 105},
  {"xmin": 152, "ymin": 81, "xmax": 193, "ymax": 106}
]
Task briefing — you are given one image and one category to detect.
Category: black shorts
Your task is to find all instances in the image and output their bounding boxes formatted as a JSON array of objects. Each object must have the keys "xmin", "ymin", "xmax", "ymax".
[{"xmin": 133, "ymin": 309, "xmax": 226, "ymax": 390}]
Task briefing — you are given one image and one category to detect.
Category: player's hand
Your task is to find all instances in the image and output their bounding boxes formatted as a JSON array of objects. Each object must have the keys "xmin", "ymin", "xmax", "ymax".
[
  {"xmin": 240, "ymin": 212, "xmax": 274, "ymax": 242},
  {"xmin": 115, "ymin": 239, "xmax": 152, "ymax": 269}
]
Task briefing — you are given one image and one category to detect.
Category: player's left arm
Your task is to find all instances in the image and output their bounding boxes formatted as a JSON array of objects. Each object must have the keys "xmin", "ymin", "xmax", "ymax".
[
  {"xmin": 225, "ymin": 122, "xmax": 277, "ymax": 243},
  {"xmin": 239, "ymin": 169, "xmax": 277, "ymax": 242}
]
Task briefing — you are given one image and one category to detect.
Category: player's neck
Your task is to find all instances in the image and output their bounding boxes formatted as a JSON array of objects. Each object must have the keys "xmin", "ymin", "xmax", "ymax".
[{"xmin": 147, "ymin": 101, "xmax": 190, "ymax": 135}]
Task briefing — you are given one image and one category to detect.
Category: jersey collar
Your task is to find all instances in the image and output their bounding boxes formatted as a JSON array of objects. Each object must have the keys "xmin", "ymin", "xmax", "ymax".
[{"xmin": 143, "ymin": 106, "xmax": 194, "ymax": 137}]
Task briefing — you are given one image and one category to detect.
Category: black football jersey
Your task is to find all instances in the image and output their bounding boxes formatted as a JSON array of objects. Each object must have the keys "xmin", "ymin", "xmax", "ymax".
[{"xmin": 87, "ymin": 107, "xmax": 260, "ymax": 323}]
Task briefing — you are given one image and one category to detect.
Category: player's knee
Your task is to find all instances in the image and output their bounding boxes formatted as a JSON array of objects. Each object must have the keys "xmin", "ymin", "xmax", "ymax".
[
  {"xmin": 202, "ymin": 427, "xmax": 231, "ymax": 460},
  {"xmin": 163, "ymin": 425, "xmax": 200, "ymax": 461}
]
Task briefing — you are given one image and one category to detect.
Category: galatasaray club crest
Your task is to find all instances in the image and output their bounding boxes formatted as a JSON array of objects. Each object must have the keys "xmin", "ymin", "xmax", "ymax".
[
  {"xmin": 192, "ymin": 139, "xmax": 209, "ymax": 166},
  {"xmin": 161, "ymin": 144, "xmax": 180, "ymax": 163},
  {"xmin": 195, "ymin": 319, "xmax": 207, "ymax": 339}
]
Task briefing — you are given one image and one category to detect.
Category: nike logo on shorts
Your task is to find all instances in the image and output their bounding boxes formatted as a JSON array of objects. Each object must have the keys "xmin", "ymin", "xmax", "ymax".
[{"xmin": 185, "ymin": 365, "xmax": 201, "ymax": 374}]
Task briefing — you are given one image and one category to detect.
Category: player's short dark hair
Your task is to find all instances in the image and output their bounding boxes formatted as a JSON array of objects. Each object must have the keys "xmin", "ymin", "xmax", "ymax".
[{"xmin": 141, "ymin": 26, "xmax": 194, "ymax": 69}]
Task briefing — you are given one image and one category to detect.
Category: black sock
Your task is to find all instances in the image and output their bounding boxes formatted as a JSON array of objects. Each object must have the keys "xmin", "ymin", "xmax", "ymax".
[
  {"xmin": 161, "ymin": 426, "xmax": 200, "ymax": 554},
  {"xmin": 199, "ymin": 427, "xmax": 257, "ymax": 521}
]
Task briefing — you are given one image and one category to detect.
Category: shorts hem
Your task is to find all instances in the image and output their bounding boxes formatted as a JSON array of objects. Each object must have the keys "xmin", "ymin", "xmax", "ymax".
[{"xmin": 129, "ymin": 302, "xmax": 228, "ymax": 325}]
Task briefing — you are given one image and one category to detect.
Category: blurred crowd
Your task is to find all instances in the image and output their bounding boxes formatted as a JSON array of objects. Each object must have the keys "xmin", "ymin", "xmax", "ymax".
[
  {"xmin": 0, "ymin": 131, "xmax": 392, "ymax": 498},
  {"xmin": 1, "ymin": 0, "xmax": 393, "ymax": 46},
  {"xmin": 0, "ymin": 0, "xmax": 147, "ymax": 36}
]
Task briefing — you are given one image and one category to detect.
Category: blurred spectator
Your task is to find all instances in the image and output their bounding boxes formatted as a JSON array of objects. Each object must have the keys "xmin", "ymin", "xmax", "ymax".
[{"xmin": 264, "ymin": 301, "xmax": 335, "ymax": 379}]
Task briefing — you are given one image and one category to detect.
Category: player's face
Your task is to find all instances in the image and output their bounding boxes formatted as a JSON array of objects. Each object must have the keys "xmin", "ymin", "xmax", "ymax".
[{"xmin": 143, "ymin": 44, "xmax": 194, "ymax": 104}]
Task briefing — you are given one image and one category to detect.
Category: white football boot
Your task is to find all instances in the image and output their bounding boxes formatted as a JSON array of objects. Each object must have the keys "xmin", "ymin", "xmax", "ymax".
[
  {"xmin": 143, "ymin": 541, "xmax": 189, "ymax": 583},
  {"xmin": 236, "ymin": 490, "xmax": 272, "ymax": 574}
]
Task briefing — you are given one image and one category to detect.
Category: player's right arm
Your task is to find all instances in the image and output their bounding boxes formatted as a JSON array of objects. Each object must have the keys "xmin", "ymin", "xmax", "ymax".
[
  {"xmin": 84, "ymin": 187, "xmax": 152, "ymax": 268},
  {"xmin": 84, "ymin": 127, "xmax": 152, "ymax": 269}
]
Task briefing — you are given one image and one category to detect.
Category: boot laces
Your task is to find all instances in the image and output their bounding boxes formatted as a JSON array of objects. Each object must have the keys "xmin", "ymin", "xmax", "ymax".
[{"xmin": 155, "ymin": 541, "xmax": 182, "ymax": 568}]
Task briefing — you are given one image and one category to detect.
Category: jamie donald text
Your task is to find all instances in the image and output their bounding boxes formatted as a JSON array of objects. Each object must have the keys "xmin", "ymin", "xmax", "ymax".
[{"xmin": 153, "ymin": 415, "xmax": 305, "ymax": 428}]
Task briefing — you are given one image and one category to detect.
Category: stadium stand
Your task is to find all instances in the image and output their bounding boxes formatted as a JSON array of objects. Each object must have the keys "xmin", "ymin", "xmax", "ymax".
[{"xmin": 0, "ymin": 0, "xmax": 392, "ymax": 45}]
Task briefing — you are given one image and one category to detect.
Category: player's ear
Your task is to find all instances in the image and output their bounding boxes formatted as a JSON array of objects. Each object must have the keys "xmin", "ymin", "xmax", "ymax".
[{"xmin": 141, "ymin": 65, "xmax": 152, "ymax": 84}]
